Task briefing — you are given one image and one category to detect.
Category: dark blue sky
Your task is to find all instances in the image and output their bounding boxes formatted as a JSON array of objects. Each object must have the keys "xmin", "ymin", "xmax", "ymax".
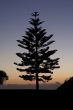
[{"xmin": 0, "ymin": 0, "xmax": 73, "ymax": 84}]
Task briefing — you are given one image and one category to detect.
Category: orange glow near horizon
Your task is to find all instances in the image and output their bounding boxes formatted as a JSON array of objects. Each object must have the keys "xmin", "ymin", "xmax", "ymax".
[
  {"xmin": 5, "ymin": 68, "xmax": 73, "ymax": 85},
  {"xmin": 0, "ymin": 51, "xmax": 73, "ymax": 85}
]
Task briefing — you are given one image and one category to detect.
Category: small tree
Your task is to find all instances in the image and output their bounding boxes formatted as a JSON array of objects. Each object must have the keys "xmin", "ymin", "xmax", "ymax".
[
  {"xmin": 0, "ymin": 70, "xmax": 8, "ymax": 85},
  {"xmin": 14, "ymin": 12, "xmax": 60, "ymax": 90}
]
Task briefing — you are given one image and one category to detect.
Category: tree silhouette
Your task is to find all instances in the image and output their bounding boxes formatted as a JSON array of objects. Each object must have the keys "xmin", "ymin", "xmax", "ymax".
[
  {"xmin": 0, "ymin": 70, "xmax": 8, "ymax": 85},
  {"xmin": 14, "ymin": 12, "xmax": 60, "ymax": 90}
]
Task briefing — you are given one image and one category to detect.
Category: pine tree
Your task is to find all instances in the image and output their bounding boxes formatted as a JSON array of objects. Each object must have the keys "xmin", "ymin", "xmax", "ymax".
[{"xmin": 14, "ymin": 12, "xmax": 60, "ymax": 90}]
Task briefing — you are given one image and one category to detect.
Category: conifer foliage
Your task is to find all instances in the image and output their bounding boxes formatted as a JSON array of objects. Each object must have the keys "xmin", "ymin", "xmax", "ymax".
[{"xmin": 14, "ymin": 12, "xmax": 60, "ymax": 90}]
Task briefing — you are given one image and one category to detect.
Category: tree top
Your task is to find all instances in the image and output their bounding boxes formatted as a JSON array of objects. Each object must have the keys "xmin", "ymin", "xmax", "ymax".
[{"xmin": 32, "ymin": 12, "xmax": 39, "ymax": 18}]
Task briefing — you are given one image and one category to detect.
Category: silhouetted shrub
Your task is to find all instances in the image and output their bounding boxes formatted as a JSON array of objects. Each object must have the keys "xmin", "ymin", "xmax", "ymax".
[
  {"xmin": 57, "ymin": 77, "xmax": 73, "ymax": 90},
  {"xmin": 0, "ymin": 70, "xmax": 8, "ymax": 85}
]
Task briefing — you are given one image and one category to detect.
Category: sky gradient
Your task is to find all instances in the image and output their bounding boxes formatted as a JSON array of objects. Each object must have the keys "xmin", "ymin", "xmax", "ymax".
[{"xmin": 0, "ymin": 0, "xmax": 73, "ymax": 85}]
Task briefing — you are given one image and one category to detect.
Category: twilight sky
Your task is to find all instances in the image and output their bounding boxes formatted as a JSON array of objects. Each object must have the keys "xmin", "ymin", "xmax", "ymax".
[{"xmin": 0, "ymin": 0, "xmax": 73, "ymax": 85}]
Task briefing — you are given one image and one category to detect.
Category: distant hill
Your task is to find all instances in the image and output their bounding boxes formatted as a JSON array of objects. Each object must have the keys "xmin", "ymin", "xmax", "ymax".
[
  {"xmin": 57, "ymin": 77, "xmax": 73, "ymax": 90},
  {"xmin": 0, "ymin": 83, "xmax": 60, "ymax": 90}
]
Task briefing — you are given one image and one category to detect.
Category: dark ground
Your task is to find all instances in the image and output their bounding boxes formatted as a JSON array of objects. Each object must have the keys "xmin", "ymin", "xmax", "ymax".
[
  {"xmin": 0, "ymin": 89, "xmax": 72, "ymax": 97},
  {"xmin": 0, "ymin": 89, "xmax": 73, "ymax": 107}
]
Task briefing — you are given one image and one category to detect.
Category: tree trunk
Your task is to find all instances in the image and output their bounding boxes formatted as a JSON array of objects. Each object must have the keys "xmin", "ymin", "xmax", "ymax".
[{"xmin": 36, "ymin": 72, "xmax": 39, "ymax": 90}]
